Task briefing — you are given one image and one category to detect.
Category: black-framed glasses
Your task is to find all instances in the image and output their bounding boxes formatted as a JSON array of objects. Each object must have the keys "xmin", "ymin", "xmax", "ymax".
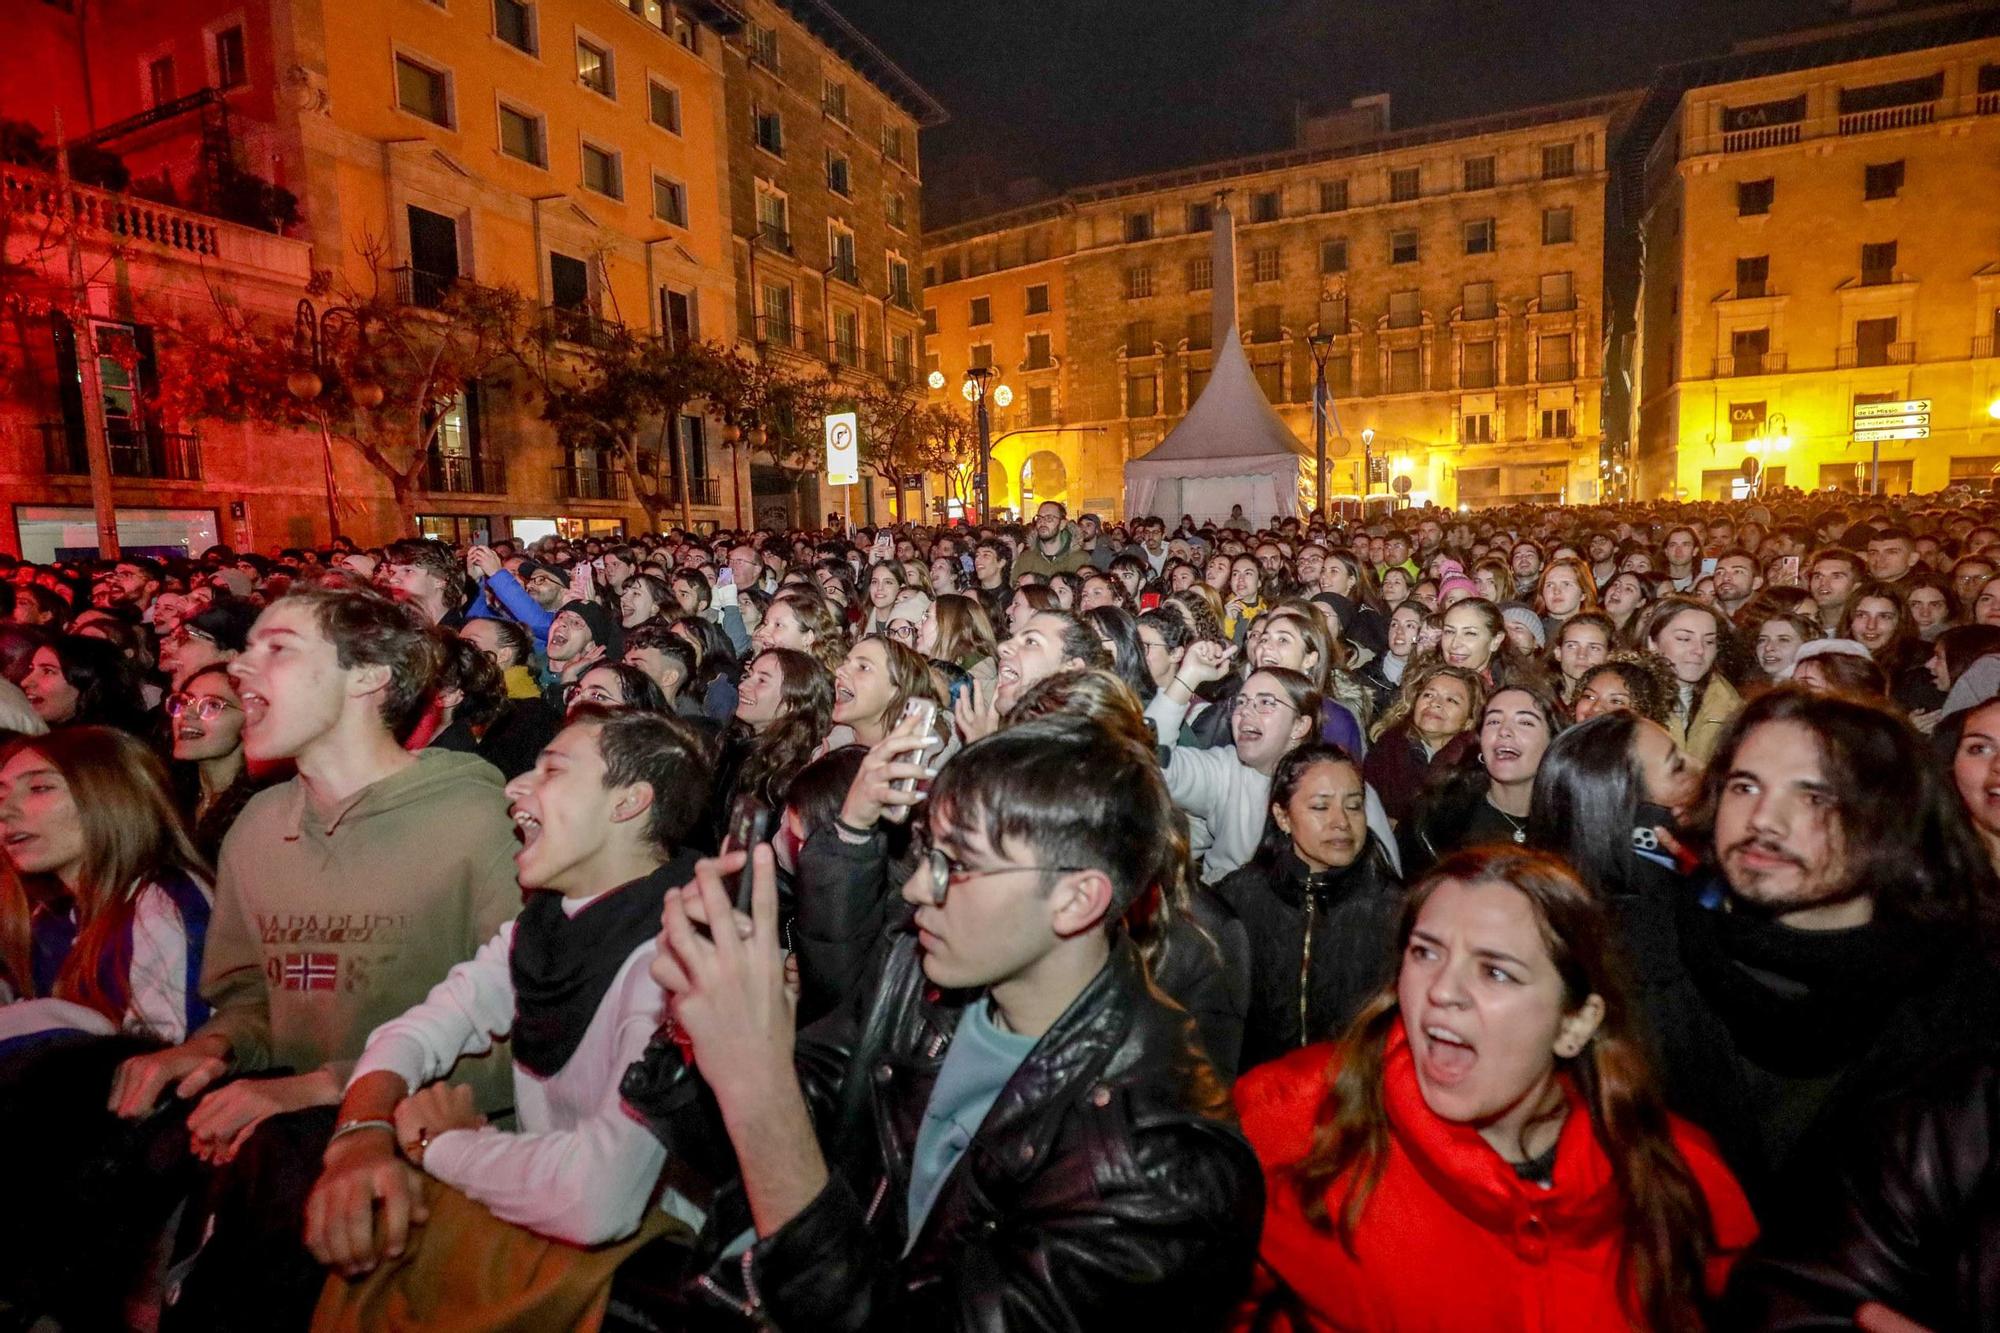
[
  {"xmin": 922, "ymin": 847, "xmax": 1081, "ymax": 907},
  {"xmin": 164, "ymin": 693, "xmax": 239, "ymax": 721}
]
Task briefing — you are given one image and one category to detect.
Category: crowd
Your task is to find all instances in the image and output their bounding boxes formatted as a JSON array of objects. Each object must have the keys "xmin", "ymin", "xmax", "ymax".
[{"xmin": 1, "ymin": 486, "xmax": 1999, "ymax": 1330}]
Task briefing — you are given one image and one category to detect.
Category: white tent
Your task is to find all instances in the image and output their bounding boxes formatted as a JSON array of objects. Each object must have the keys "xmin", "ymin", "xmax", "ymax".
[{"xmin": 1123, "ymin": 195, "xmax": 1311, "ymax": 526}]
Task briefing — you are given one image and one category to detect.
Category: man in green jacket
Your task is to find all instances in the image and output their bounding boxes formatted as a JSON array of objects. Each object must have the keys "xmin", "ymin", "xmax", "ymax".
[{"xmin": 1012, "ymin": 500, "xmax": 1091, "ymax": 581}]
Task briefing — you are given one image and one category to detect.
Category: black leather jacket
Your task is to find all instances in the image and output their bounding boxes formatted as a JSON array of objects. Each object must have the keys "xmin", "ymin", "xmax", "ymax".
[
  {"xmin": 1721, "ymin": 1044, "xmax": 2000, "ymax": 1330},
  {"xmin": 622, "ymin": 935, "xmax": 1263, "ymax": 1332}
]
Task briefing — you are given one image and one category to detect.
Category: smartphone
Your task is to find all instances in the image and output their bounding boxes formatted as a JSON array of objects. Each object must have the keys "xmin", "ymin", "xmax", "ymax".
[
  {"xmin": 1139, "ymin": 591, "xmax": 1162, "ymax": 612},
  {"xmin": 886, "ymin": 697, "xmax": 950, "ymax": 823},
  {"xmin": 1773, "ymin": 554, "xmax": 1801, "ymax": 586},
  {"xmin": 725, "ymin": 796, "xmax": 772, "ymax": 913}
]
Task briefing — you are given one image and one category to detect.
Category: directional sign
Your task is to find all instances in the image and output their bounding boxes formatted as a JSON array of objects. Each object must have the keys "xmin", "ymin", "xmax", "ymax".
[
  {"xmin": 1853, "ymin": 413, "xmax": 1929, "ymax": 430},
  {"xmin": 1853, "ymin": 425, "xmax": 1930, "ymax": 443},
  {"xmin": 1853, "ymin": 399, "xmax": 1930, "ymax": 420},
  {"xmin": 824, "ymin": 411, "xmax": 858, "ymax": 487}
]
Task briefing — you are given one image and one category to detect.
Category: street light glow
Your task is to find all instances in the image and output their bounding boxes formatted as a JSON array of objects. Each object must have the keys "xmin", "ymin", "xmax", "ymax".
[
  {"xmin": 961, "ymin": 379, "xmax": 978, "ymax": 403},
  {"xmin": 993, "ymin": 384, "xmax": 1014, "ymax": 408},
  {"xmin": 928, "ymin": 369, "xmax": 946, "ymax": 390}
]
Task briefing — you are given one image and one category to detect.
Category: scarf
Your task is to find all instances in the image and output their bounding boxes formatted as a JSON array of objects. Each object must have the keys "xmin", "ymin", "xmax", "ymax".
[{"xmin": 509, "ymin": 851, "xmax": 696, "ymax": 1078}]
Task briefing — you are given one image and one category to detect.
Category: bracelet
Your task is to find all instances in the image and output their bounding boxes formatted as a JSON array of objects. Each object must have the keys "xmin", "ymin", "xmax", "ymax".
[
  {"xmin": 832, "ymin": 814, "xmax": 877, "ymax": 840},
  {"xmin": 328, "ymin": 1117, "xmax": 396, "ymax": 1146},
  {"xmin": 1172, "ymin": 676, "xmax": 1196, "ymax": 692}
]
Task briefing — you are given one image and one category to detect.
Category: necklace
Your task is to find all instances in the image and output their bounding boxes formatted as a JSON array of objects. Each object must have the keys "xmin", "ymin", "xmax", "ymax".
[{"xmin": 1486, "ymin": 794, "xmax": 1528, "ymax": 843}]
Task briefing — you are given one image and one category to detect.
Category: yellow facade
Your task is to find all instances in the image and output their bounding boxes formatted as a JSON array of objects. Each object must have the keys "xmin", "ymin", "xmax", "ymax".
[
  {"xmin": 924, "ymin": 97, "xmax": 1631, "ymax": 520},
  {"xmin": 1634, "ymin": 31, "xmax": 2000, "ymax": 500}
]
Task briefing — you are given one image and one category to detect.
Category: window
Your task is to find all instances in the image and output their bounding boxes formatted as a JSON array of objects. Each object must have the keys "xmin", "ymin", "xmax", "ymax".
[
  {"xmin": 1735, "ymin": 255, "xmax": 1769, "ymax": 299},
  {"xmin": 1125, "ymin": 265, "xmax": 1153, "ymax": 300},
  {"xmin": 1026, "ymin": 332, "xmax": 1052, "ymax": 369},
  {"xmin": 748, "ymin": 22, "xmax": 779, "ymax": 69},
  {"xmin": 831, "ymin": 309, "xmax": 860, "ymax": 365},
  {"xmin": 395, "ymin": 54, "xmax": 452, "ymax": 127},
  {"xmin": 672, "ymin": 13, "xmax": 697, "ymax": 50},
  {"xmin": 891, "ymin": 331, "xmax": 914, "ymax": 377},
  {"xmin": 886, "ymin": 192, "xmax": 907, "ymax": 231},
  {"xmin": 761, "ymin": 283, "xmax": 794, "ymax": 342},
  {"xmin": 1738, "ymin": 178, "xmax": 1774, "ymax": 216},
  {"xmin": 651, "ymin": 175, "xmax": 688, "ymax": 226},
  {"xmin": 1250, "ymin": 190, "xmax": 1281, "ymax": 223},
  {"xmin": 1320, "ymin": 238, "xmax": 1347, "ymax": 273},
  {"xmin": 1252, "ymin": 247, "xmax": 1280, "ymax": 283},
  {"xmin": 1185, "ymin": 201, "xmax": 1212, "ymax": 232},
  {"xmin": 1540, "ymin": 271, "xmax": 1575, "ymax": 311},
  {"xmin": 1389, "ymin": 347, "xmax": 1422, "ymax": 393},
  {"xmin": 1864, "ymin": 160, "xmax": 1904, "ymax": 200},
  {"xmin": 581, "ymin": 142, "xmax": 622, "ymax": 199},
  {"xmin": 881, "ymin": 124, "xmax": 906, "ymax": 165},
  {"xmin": 495, "ymin": 0, "xmax": 536, "ymax": 53},
  {"xmin": 1730, "ymin": 327, "xmax": 1770, "ymax": 374},
  {"xmin": 753, "ymin": 107, "xmax": 784, "ymax": 156},
  {"xmin": 1388, "ymin": 289, "xmax": 1422, "ymax": 329},
  {"xmin": 1861, "ymin": 241, "xmax": 1897, "ymax": 285},
  {"xmin": 970, "ymin": 342, "xmax": 994, "ymax": 370},
  {"xmin": 1539, "ymin": 333, "xmax": 1575, "ymax": 380},
  {"xmin": 1320, "ymin": 178, "xmax": 1348, "ymax": 212},
  {"xmin": 1463, "ymin": 218, "xmax": 1495, "ymax": 255},
  {"xmin": 922, "ymin": 307, "xmax": 938, "ymax": 335},
  {"xmin": 575, "ymin": 36, "xmax": 612, "ymax": 97},
  {"xmin": 147, "ymin": 55, "xmax": 176, "ymax": 108},
  {"xmin": 1462, "ymin": 281, "xmax": 1496, "ymax": 320},
  {"xmin": 1541, "ymin": 407, "xmax": 1573, "ymax": 438},
  {"xmin": 213, "ymin": 25, "xmax": 247, "ymax": 90},
  {"xmin": 756, "ymin": 188, "xmax": 789, "ymax": 249},
  {"xmin": 661, "ymin": 289, "xmax": 695, "ymax": 349},
  {"xmin": 1255, "ymin": 360, "xmax": 1285, "ymax": 402},
  {"xmin": 648, "ymin": 79, "xmax": 681, "ymax": 133},
  {"xmin": 1463, "ymin": 412, "xmax": 1494, "ymax": 443},
  {"xmin": 822, "ymin": 77, "xmax": 848, "ymax": 123},
  {"xmin": 1187, "ymin": 366, "xmax": 1213, "ymax": 401},
  {"xmin": 1463, "ymin": 155, "xmax": 1495, "ymax": 191},
  {"xmin": 1126, "ymin": 319, "xmax": 1155, "ymax": 353},
  {"xmin": 1461, "ymin": 339, "xmax": 1496, "ymax": 389},
  {"xmin": 1853, "ymin": 315, "xmax": 1899, "ymax": 366},
  {"xmin": 1029, "ymin": 385, "xmax": 1054, "ymax": 425},
  {"xmin": 940, "ymin": 254, "xmax": 960, "ymax": 282},
  {"xmin": 498, "ymin": 103, "xmax": 544, "ymax": 165},
  {"xmin": 1185, "ymin": 311, "xmax": 1212, "ymax": 349},
  {"xmin": 888, "ymin": 257, "xmax": 911, "ymax": 308},
  {"xmin": 624, "ymin": 0, "xmax": 667, "ymax": 32},
  {"xmin": 1128, "ymin": 374, "xmax": 1157, "ymax": 417},
  {"xmin": 1542, "ymin": 206, "xmax": 1573, "ymax": 245},
  {"xmin": 1251, "ymin": 305, "xmax": 1281, "ymax": 343},
  {"xmin": 1390, "ymin": 229, "xmax": 1419, "ymax": 264},
  {"xmin": 550, "ymin": 251, "xmax": 591, "ymax": 309},
  {"xmin": 1540, "ymin": 143, "xmax": 1576, "ymax": 178},
  {"xmin": 1186, "ymin": 256, "xmax": 1212, "ymax": 291},
  {"xmin": 969, "ymin": 296, "xmax": 991, "ymax": 326},
  {"xmin": 1125, "ymin": 211, "xmax": 1154, "ymax": 243},
  {"xmin": 825, "ymin": 150, "xmax": 850, "ymax": 196},
  {"xmin": 1026, "ymin": 283, "xmax": 1050, "ymax": 315},
  {"xmin": 1389, "ymin": 167, "xmax": 1420, "ymax": 202}
]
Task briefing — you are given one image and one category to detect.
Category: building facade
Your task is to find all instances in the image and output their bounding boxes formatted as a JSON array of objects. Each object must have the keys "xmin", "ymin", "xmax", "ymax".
[
  {"xmin": 1629, "ymin": 13, "xmax": 2000, "ymax": 500},
  {"xmin": 0, "ymin": 0, "xmax": 938, "ymax": 554},
  {"xmin": 922, "ymin": 95, "xmax": 1633, "ymax": 519}
]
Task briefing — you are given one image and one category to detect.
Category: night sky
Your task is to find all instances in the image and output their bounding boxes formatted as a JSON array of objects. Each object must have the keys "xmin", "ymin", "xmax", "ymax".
[{"xmin": 837, "ymin": 0, "xmax": 1851, "ymax": 227}]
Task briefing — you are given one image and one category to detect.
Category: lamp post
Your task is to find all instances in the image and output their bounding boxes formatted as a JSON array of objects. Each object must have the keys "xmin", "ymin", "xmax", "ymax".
[
  {"xmin": 932, "ymin": 365, "xmax": 1005, "ymax": 522},
  {"xmin": 1748, "ymin": 412, "xmax": 1791, "ymax": 497},
  {"xmin": 288, "ymin": 297, "xmax": 381, "ymax": 542},
  {"xmin": 1306, "ymin": 330, "xmax": 1334, "ymax": 520},
  {"xmin": 1361, "ymin": 426, "xmax": 1376, "ymax": 501}
]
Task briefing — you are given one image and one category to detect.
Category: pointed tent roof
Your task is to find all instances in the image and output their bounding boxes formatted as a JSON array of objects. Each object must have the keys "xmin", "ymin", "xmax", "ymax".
[{"xmin": 1138, "ymin": 195, "xmax": 1309, "ymax": 463}]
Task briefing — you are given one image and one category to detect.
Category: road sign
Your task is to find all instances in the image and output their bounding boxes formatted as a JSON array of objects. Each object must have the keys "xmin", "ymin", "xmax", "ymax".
[
  {"xmin": 1853, "ymin": 399, "xmax": 1930, "ymax": 421},
  {"xmin": 1392, "ymin": 476, "xmax": 1413, "ymax": 495},
  {"xmin": 1853, "ymin": 425, "xmax": 1929, "ymax": 443},
  {"xmin": 824, "ymin": 411, "xmax": 858, "ymax": 487},
  {"xmin": 1851, "ymin": 412, "xmax": 1929, "ymax": 430}
]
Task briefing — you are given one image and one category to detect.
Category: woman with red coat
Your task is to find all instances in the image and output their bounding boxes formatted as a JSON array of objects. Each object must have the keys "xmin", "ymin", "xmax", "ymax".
[{"xmin": 1234, "ymin": 845, "xmax": 1757, "ymax": 1332}]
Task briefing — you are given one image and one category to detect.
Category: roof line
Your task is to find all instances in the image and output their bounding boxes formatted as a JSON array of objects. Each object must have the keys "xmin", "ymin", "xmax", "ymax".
[{"xmin": 771, "ymin": 0, "xmax": 949, "ymax": 127}]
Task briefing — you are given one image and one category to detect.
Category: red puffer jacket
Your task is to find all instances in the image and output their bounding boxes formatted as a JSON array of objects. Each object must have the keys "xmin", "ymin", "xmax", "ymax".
[{"xmin": 1232, "ymin": 1028, "xmax": 1758, "ymax": 1332}]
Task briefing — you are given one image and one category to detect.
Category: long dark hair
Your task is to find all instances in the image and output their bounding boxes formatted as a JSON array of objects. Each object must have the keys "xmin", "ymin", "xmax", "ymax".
[
  {"xmin": 1083, "ymin": 606, "xmax": 1154, "ymax": 702},
  {"xmin": 1526, "ymin": 712, "xmax": 1651, "ymax": 898},
  {"xmin": 1688, "ymin": 685, "xmax": 1999, "ymax": 929},
  {"xmin": 1290, "ymin": 846, "xmax": 1718, "ymax": 1333},
  {"xmin": 735, "ymin": 648, "xmax": 833, "ymax": 810},
  {"xmin": 1251, "ymin": 743, "xmax": 1369, "ymax": 869}
]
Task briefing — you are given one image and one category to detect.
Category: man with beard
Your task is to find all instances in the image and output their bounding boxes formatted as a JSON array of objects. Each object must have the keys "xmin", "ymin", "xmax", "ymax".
[{"xmin": 1618, "ymin": 686, "xmax": 2000, "ymax": 1225}]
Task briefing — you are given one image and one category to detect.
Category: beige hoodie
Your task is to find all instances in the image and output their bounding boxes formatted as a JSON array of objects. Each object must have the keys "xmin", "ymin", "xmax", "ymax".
[{"xmin": 194, "ymin": 749, "xmax": 522, "ymax": 1103}]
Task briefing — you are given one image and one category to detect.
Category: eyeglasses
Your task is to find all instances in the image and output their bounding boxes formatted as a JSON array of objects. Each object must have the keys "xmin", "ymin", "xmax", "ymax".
[
  {"xmin": 1231, "ymin": 693, "xmax": 1296, "ymax": 718},
  {"xmin": 921, "ymin": 846, "xmax": 1080, "ymax": 907},
  {"xmin": 886, "ymin": 622, "xmax": 919, "ymax": 643},
  {"xmin": 167, "ymin": 627, "xmax": 218, "ymax": 648},
  {"xmin": 164, "ymin": 693, "xmax": 239, "ymax": 721}
]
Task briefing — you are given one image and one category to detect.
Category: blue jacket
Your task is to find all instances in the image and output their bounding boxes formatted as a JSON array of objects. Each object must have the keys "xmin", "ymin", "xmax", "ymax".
[{"xmin": 466, "ymin": 569, "xmax": 555, "ymax": 649}]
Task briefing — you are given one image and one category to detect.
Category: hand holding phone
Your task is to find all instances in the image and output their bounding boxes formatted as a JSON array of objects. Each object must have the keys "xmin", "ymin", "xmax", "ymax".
[{"xmin": 725, "ymin": 797, "xmax": 773, "ymax": 913}]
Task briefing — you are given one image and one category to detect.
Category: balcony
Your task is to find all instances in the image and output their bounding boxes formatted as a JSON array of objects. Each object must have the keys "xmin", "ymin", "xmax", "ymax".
[
  {"xmin": 393, "ymin": 266, "xmax": 456, "ymax": 310},
  {"xmin": 888, "ymin": 286, "xmax": 915, "ymax": 312},
  {"xmin": 675, "ymin": 476, "xmax": 723, "ymax": 506},
  {"xmin": 544, "ymin": 304, "xmax": 617, "ymax": 349},
  {"xmin": 1837, "ymin": 341, "xmax": 1915, "ymax": 368},
  {"xmin": 1714, "ymin": 351, "xmax": 1786, "ymax": 377},
  {"xmin": 425, "ymin": 452, "xmax": 507, "ymax": 495},
  {"xmin": 1536, "ymin": 361, "xmax": 1577, "ymax": 383},
  {"xmin": 1722, "ymin": 123, "xmax": 1802, "ymax": 153},
  {"xmin": 1459, "ymin": 365, "xmax": 1498, "ymax": 389},
  {"xmin": 1538, "ymin": 293, "xmax": 1577, "ymax": 313},
  {"xmin": 1975, "ymin": 335, "xmax": 1996, "ymax": 359},
  {"xmin": 1981, "ymin": 90, "xmax": 2000, "ymax": 116},
  {"xmin": 553, "ymin": 465, "xmax": 627, "ymax": 502},
  {"xmin": 827, "ymin": 257, "xmax": 860, "ymax": 287},
  {"xmin": 755, "ymin": 314, "xmax": 809, "ymax": 350},
  {"xmin": 1839, "ymin": 102, "xmax": 1934, "ymax": 136},
  {"xmin": 40, "ymin": 422, "xmax": 202, "ymax": 481},
  {"xmin": 755, "ymin": 224, "xmax": 792, "ymax": 254},
  {"xmin": 889, "ymin": 359, "xmax": 918, "ymax": 384}
]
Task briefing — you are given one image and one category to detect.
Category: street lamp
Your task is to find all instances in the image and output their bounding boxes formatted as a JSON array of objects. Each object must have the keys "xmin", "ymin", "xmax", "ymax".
[
  {"xmin": 1306, "ymin": 330, "xmax": 1335, "ymax": 519},
  {"xmin": 1747, "ymin": 412, "xmax": 1791, "ymax": 496},
  {"xmin": 289, "ymin": 297, "xmax": 382, "ymax": 539},
  {"xmin": 1360, "ymin": 427, "xmax": 1376, "ymax": 499},
  {"xmin": 961, "ymin": 366, "xmax": 1000, "ymax": 521}
]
